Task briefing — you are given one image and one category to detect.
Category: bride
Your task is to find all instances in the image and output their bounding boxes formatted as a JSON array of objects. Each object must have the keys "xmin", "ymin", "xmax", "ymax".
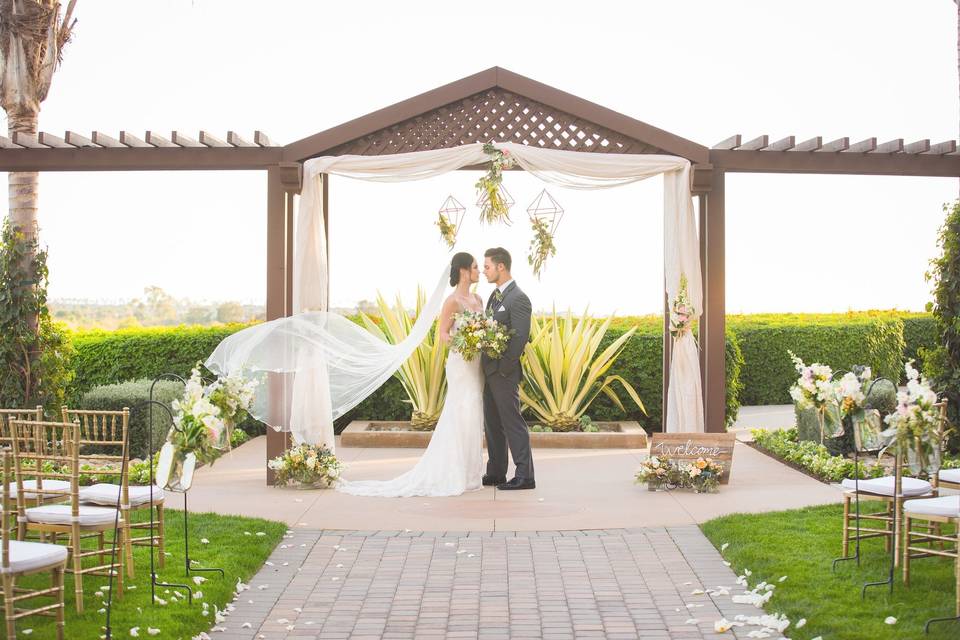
[{"xmin": 336, "ymin": 252, "xmax": 486, "ymax": 497}]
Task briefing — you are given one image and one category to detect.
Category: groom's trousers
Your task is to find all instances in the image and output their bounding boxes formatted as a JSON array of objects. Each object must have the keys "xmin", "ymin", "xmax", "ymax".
[{"xmin": 483, "ymin": 369, "xmax": 534, "ymax": 481}]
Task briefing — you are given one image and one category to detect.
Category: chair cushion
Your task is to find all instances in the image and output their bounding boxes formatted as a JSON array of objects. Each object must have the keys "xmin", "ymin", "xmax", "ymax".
[
  {"xmin": 939, "ymin": 468, "xmax": 960, "ymax": 485},
  {"xmin": 841, "ymin": 476, "xmax": 933, "ymax": 497},
  {"xmin": 0, "ymin": 540, "xmax": 68, "ymax": 574},
  {"xmin": 7, "ymin": 480, "xmax": 70, "ymax": 500},
  {"xmin": 904, "ymin": 495, "xmax": 960, "ymax": 519},
  {"xmin": 25, "ymin": 504, "xmax": 119, "ymax": 527},
  {"xmin": 79, "ymin": 484, "xmax": 164, "ymax": 507}
]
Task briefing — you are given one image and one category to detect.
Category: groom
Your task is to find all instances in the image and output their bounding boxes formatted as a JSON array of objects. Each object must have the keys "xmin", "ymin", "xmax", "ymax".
[{"xmin": 481, "ymin": 247, "xmax": 535, "ymax": 490}]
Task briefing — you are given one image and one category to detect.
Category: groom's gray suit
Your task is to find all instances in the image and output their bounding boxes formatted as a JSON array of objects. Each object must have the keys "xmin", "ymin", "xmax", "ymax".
[{"xmin": 481, "ymin": 280, "xmax": 535, "ymax": 481}]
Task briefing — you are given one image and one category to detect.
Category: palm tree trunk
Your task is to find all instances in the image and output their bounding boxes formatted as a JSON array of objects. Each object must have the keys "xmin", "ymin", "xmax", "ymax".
[{"xmin": 7, "ymin": 115, "xmax": 39, "ymax": 247}]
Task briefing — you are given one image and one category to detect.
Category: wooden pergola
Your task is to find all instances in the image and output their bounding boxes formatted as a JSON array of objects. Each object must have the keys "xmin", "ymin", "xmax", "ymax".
[{"xmin": 3, "ymin": 66, "xmax": 959, "ymax": 483}]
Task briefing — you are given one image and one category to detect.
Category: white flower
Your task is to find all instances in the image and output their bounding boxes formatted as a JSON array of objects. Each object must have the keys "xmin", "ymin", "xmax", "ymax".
[
  {"xmin": 130, "ymin": 629, "xmax": 140, "ymax": 637},
  {"xmin": 720, "ymin": 543, "xmax": 729, "ymax": 552},
  {"xmin": 147, "ymin": 629, "xmax": 160, "ymax": 636},
  {"xmin": 714, "ymin": 618, "xmax": 733, "ymax": 632},
  {"xmin": 885, "ymin": 616, "xmax": 897, "ymax": 625},
  {"xmin": 796, "ymin": 618, "xmax": 806, "ymax": 628}
]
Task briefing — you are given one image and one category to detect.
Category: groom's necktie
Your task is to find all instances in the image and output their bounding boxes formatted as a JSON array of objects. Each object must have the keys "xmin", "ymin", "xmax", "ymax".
[{"xmin": 487, "ymin": 288, "xmax": 500, "ymax": 312}]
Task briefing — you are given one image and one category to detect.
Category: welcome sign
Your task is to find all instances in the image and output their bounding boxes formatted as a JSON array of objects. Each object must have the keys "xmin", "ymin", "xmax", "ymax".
[{"xmin": 648, "ymin": 433, "xmax": 736, "ymax": 484}]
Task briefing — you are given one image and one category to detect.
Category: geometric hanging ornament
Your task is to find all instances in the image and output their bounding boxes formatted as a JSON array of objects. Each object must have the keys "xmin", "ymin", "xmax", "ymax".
[
  {"xmin": 526, "ymin": 189, "xmax": 564, "ymax": 279},
  {"xmin": 526, "ymin": 188, "xmax": 564, "ymax": 234},
  {"xmin": 435, "ymin": 194, "xmax": 466, "ymax": 249}
]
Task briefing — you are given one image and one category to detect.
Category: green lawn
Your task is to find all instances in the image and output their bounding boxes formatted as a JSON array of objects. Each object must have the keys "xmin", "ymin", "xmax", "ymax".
[
  {"xmin": 701, "ymin": 504, "xmax": 958, "ymax": 640},
  {"xmin": 3, "ymin": 509, "xmax": 286, "ymax": 639}
]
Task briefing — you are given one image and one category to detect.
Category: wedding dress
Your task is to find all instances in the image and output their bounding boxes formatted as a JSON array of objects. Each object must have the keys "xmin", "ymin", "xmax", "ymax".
[{"xmin": 336, "ymin": 347, "xmax": 485, "ymax": 498}]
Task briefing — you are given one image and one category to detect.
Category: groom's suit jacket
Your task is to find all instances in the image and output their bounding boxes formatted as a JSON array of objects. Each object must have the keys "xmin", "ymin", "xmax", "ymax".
[{"xmin": 481, "ymin": 281, "xmax": 532, "ymax": 378}]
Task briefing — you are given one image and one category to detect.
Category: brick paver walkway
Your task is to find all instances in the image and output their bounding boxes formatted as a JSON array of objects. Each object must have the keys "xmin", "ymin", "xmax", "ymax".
[{"xmin": 212, "ymin": 527, "xmax": 769, "ymax": 640}]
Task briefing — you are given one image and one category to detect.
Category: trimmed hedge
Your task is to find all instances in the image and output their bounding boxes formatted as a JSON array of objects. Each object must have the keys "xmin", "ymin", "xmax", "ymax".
[
  {"xmin": 68, "ymin": 324, "xmax": 253, "ymax": 397},
  {"xmin": 729, "ymin": 314, "xmax": 905, "ymax": 405}
]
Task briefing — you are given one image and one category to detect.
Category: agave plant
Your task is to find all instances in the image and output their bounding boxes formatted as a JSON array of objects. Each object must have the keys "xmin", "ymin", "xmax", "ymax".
[
  {"xmin": 360, "ymin": 288, "xmax": 447, "ymax": 430},
  {"xmin": 520, "ymin": 309, "xmax": 646, "ymax": 431}
]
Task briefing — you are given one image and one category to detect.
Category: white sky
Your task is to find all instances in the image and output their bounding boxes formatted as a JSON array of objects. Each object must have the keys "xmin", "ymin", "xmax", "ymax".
[{"xmin": 2, "ymin": 0, "xmax": 958, "ymax": 314}]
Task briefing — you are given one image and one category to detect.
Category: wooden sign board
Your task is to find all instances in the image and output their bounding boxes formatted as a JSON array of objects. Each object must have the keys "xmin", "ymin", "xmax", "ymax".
[{"xmin": 648, "ymin": 433, "xmax": 737, "ymax": 484}]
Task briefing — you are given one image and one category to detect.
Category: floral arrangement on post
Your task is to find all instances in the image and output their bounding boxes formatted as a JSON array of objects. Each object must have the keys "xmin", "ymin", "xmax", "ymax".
[
  {"xmin": 882, "ymin": 361, "xmax": 943, "ymax": 476},
  {"xmin": 787, "ymin": 351, "xmax": 841, "ymax": 443},
  {"xmin": 528, "ymin": 216, "xmax": 556, "ymax": 279},
  {"xmin": 169, "ymin": 364, "xmax": 258, "ymax": 465},
  {"xmin": 834, "ymin": 365, "xmax": 886, "ymax": 452},
  {"xmin": 268, "ymin": 443, "xmax": 343, "ymax": 488},
  {"xmin": 669, "ymin": 274, "xmax": 695, "ymax": 339},
  {"xmin": 680, "ymin": 458, "xmax": 725, "ymax": 493},
  {"xmin": 450, "ymin": 310, "xmax": 512, "ymax": 362},
  {"xmin": 475, "ymin": 142, "xmax": 515, "ymax": 224},
  {"xmin": 207, "ymin": 370, "xmax": 258, "ymax": 448}
]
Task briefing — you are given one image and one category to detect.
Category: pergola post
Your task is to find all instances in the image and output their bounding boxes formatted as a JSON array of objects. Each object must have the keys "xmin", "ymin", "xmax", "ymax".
[
  {"xmin": 265, "ymin": 163, "xmax": 302, "ymax": 484},
  {"xmin": 702, "ymin": 170, "xmax": 726, "ymax": 433}
]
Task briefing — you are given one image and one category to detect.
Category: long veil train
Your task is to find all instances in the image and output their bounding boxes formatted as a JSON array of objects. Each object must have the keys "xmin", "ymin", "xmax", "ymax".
[{"xmin": 204, "ymin": 268, "xmax": 449, "ymax": 450}]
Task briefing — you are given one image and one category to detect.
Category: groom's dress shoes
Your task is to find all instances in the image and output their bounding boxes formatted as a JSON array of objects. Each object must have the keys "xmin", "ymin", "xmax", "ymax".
[
  {"xmin": 497, "ymin": 477, "xmax": 536, "ymax": 491},
  {"xmin": 482, "ymin": 474, "xmax": 506, "ymax": 487}
]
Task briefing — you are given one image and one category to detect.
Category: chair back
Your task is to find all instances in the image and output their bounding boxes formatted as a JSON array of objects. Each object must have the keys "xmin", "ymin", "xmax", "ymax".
[
  {"xmin": 0, "ymin": 406, "xmax": 44, "ymax": 450},
  {"xmin": 61, "ymin": 407, "xmax": 131, "ymax": 507},
  {"xmin": 2, "ymin": 452, "xmax": 11, "ymax": 571},
  {"xmin": 9, "ymin": 420, "xmax": 81, "ymax": 520}
]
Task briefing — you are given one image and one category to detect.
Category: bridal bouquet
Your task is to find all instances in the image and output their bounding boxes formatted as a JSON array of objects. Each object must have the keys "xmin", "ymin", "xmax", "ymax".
[{"xmin": 450, "ymin": 310, "xmax": 512, "ymax": 361}]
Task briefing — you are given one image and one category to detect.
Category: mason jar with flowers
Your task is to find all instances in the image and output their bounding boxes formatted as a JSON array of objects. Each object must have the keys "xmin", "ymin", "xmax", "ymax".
[{"xmin": 882, "ymin": 361, "xmax": 944, "ymax": 477}]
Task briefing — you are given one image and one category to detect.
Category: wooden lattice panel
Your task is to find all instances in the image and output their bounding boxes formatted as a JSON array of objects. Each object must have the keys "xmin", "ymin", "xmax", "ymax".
[{"xmin": 328, "ymin": 89, "xmax": 665, "ymax": 156}]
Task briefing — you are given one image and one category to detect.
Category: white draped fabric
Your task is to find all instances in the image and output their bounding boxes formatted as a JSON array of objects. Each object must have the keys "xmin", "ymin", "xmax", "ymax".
[{"xmin": 211, "ymin": 141, "xmax": 705, "ymax": 445}]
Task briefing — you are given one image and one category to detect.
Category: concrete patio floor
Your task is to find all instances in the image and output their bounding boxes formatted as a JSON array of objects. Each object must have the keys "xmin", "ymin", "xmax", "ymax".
[{"xmin": 165, "ymin": 430, "xmax": 840, "ymax": 531}]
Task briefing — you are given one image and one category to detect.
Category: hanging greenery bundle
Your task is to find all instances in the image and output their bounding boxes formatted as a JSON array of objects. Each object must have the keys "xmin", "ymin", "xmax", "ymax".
[{"xmin": 475, "ymin": 142, "xmax": 516, "ymax": 224}]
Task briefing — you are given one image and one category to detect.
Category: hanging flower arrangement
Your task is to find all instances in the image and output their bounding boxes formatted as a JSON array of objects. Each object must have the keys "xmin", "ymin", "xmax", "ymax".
[
  {"xmin": 528, "ymin": 216, "xmax": 556, "ymax": 278},
  {"xmin": 475, "ymin": 143, "xmax": 516, "ymax": 224},
  {"xmin": 669, "ymin": 274, "xmax": 695, "ymax": 339},
  {"xmin": 436, "ymin": 212, "xmax": 457, "ymax": 248}
]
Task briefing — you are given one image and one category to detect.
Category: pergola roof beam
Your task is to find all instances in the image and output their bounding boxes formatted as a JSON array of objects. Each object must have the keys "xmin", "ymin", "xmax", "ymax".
[
  {"xmin": 0, "ymin": 135, "xmax": 22, "ymax": 149},
  {"xmin": 92, "ymin": 131, "xmax": 124, "ymax": 147},
  {"xmin": 145, "ymin": 131, "xmax": 176, "ymax": 147},
  {"xmin": 171, "ymin": 131, "xmax": 203, "ymax": 148},
  {"xmin": 792, "ymin": 136, "xmax": 822, "ymax": 152},
  {"xmin": 763, "ymin": 136, "xmax": 795, "ymax": 152},
  {"xmin": 119, "ymin": 131, "xmax": 151, "ymax": 147},
  {"xmin": 818, "ymin": 137, "xmax": 850, "ymax": 152},
  {"xmin": 903, "ymin": 139, "xmax": 930, "ymax": 154},
  {"xmin": 197, "ymin": 131, "xmax": 228, "ymax": 147},
  {"xmin": 845, "ymin": 137, "xmax": 877, "ymax": 153},
  {"xmin": 37, "ymin": 132, "xmax": 72, "ymax": 148},
  {"xmin": 228, "ymin": 131, "xmax": 256, "ymax": 147},
  {"xmin": 736, "ymin": 135, "xmax": 768, "ymax": 151},
  {"xmin": 13, "ymin": 132, "xmax": 45, "ymax": 148},
  {"xmin": 927, "ymin": 140, "xmax": 957, "ymax": 155},
  {"xmin": 871, "ymin": 138, "xmax": 903, "ymax": 154},
  {"xmin": 712, "ymin": 135, "xmax": 741, "ymax": 150},
  {"xmin": 255, "ymin": 131, "xmax": 273, "ymax": 147},
  {"xmin": 65, "ymin": 131, "xmax": 97, "ymax": 147}
]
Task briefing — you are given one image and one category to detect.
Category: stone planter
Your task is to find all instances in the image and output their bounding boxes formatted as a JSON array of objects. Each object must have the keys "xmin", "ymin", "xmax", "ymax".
[{"xmin": 340, "ymin": 420, "xmax": 648, "ymax": 449}]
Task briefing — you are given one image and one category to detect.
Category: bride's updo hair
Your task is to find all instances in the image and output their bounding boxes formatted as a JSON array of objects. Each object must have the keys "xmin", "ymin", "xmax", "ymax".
[{"xmin": 449, "ymin": 252, "xmax": 474, "ymax": 286}]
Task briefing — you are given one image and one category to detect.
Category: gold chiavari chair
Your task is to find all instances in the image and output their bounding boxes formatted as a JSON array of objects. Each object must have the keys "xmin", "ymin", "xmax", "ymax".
[
  {"xmin": 11, "ymin": 419, "xmax": 124, "ymax": 613},
  {"xmin": 839, "ymin": 402, "xmax": 947, "ymax": 566},
  {"xmin": 2, "ymin": 452, "xmax": 67, "ymax": 639},
  {"xmin": 62, "ymin": 406, "xmax": 165, "ymax": 578},
  {"xmin": 2, "ymin": 408, "xmax": 57, "ymax": 535}
]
